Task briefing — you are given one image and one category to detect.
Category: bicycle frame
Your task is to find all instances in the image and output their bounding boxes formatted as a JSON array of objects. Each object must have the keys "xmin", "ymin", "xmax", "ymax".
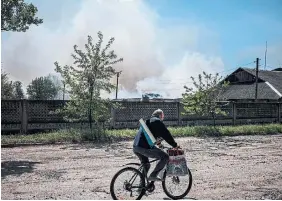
[
  {"xmin": 111, "ymin": 145, "xmax": 192, "ymax": 200},
  {"xmin": 124, "ymin": 145, "xmax": 172, "ymax": 190},
  {"xmin": 124, "ymin": 158, "xmax": 161, "ymax": 191}
]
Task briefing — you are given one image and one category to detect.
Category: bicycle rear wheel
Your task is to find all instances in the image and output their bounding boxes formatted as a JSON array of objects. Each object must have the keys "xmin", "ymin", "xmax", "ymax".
[
  {"xmin": 110, "ymin": 167, "xmax": 146, "ymax": 200},
  {"xmin": 162, "ymin": 168, "xmax": 193, "ymax": 200}
]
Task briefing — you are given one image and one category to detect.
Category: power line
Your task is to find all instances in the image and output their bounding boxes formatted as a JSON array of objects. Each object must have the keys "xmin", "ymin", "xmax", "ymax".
[
  {"xmin": 217, "ymin": 67, "xmax": 238, "ymax": 74},
  {"xmin": 240, "ymin": 61, "xmax": 257, "ymax": 67},
  {"xmin": 156, "ymin": 78, "xmax": 193, "ymax": 81},
  {"xmin": 142, "ymin": 88, "xmax": 186, "ymax": 92},
  {"xmin": 141, "ymin": 59, "xmax": 277, "ymax": 94},
  {"xmin": 116, "ymin": 71, "xmax": 122, "ymax": 99},
  {"xmin": 264, "ymin": 41, "xmax": 267, "ymax": 70},
  {"xmin": 255, "ymin": 58, "xmax": 259, "ymax": 101},
  {"xmin": 149, "ymin": 81, "xmax": 194, "ymax": 84},
  {"xmin": 143, "ymin": 61, "xmax": 256, "ymax": 84},
  {"xmin": 217, "ymin": 61, "xmax": 256, "ymax": 75},
  {"xmin": 261, "ymin": 65, "xmax": 273, "ymax": 70},
  {"xmin": 139, "ymin": 60, "xmax": 258, "ymax": 91},
  {"xmin": 141, "ymin": 78, "xmax": 270, "ymax": 92}
]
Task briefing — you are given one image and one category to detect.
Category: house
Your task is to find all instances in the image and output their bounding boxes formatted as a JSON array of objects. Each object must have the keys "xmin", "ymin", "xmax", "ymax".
[{"xmin": 219, "ymin": 67, "xmax": 282, "ymax": 102}]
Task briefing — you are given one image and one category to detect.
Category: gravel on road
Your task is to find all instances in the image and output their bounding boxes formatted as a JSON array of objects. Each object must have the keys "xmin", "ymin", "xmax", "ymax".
[{"xmin": 1, "ymin": 134, "xmax": 282, "ymax": 200}]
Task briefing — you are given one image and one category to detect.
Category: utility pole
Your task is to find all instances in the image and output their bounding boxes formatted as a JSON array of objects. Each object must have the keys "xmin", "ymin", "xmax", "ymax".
[
  {"xmin": 255, "ymin": 58, "xmax": 259, "ymax": 101},
  {"xmin": 264, "ymin": 41, "xmax": 267, "ymax": 70},
  {"xmin": 116, "ymin": 71, "xmax": 122, "ymax": 99},
  {"xmin": 63, "ymin": 82, "xmax": 66, "ymax": 101}
]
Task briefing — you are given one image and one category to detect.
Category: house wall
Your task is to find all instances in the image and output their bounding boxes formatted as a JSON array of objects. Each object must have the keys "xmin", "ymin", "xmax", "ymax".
[
  {"xmin": 234, "ymin": 71, "xmax": 255, "ymax": 83},
  {"xmin": 224, "ymin": 68, "xmax": 268, "ymax": 84}
]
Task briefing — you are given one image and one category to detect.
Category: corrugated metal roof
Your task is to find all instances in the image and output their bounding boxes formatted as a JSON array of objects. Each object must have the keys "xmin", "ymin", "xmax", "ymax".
[
  {"xmin": 220, "ymin": 68, "xmax": 282, "ymax": 100},
  {"xmin": 219, "ymin": 82, "xmax": 280, "ymax": 100},
  {"xmin": 242, "ymin": 68, "xmax": 282, "ymax": 95}
]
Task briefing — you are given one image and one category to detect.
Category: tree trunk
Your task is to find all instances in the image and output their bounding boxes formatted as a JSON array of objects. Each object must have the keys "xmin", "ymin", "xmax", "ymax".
[
  {"xmin": 89, "ymin": 106, "xmax": 93, "ymax": 139},
  {"xmin": 89, "ymin": 86, "xmax": 94, "ymax": 141},
  {"xmin": 212, "ymin": 112, "xmax": 216, "ymax": 128}
]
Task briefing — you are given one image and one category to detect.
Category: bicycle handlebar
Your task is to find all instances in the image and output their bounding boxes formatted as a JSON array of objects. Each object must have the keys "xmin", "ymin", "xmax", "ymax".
[{"xmin": 158, "ymin": 145, "xmax": 170, "ymax": 150}]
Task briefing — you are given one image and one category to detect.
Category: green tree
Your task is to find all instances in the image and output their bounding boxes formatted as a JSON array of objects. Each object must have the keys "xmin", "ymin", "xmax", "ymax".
[
  {"xmin": 1, "ymin": 71, "xmax": 14, "ymax": 99},
  {"xmin": 181, "ymin": 71, "xmax": 229, "ymax": 127},
  {"xmin": 27, "ymin": 76, "xmax": 59, "ymax": 100},
  {"xmin": 54, "ymin": 31, "xmax": 123, "ymax": 140},
  {"xmin": 1, "ymin": 0, "xmax": 43, "ymax": 32},
  {"xmin": 13, "ymin": 81, "xmax": 25, "ymax": 99},
  {"xmin": 46, "ymin": 74, "xmax": 65, "ymax": 99}
]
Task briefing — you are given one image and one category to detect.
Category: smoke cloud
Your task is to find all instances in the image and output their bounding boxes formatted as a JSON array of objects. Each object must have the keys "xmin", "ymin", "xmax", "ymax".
[{"xmin": 2, "ymin": 0, "xmax": 224, "ymax": 98}]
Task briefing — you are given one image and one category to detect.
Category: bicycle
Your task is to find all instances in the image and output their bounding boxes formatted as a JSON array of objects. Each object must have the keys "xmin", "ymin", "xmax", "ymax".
[{"xmin": 110, "ymin": 145, "xmax": 193, "ymax": 200}]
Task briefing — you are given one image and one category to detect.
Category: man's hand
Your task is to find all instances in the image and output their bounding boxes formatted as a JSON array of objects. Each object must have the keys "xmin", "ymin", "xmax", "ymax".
[
  {"xmin": 157, "ymin": 143, "xmax": 164, "ymax": 149},
  {"xmin": 156, "ymin": 137, "xmax": 163, "ymax": 147}
]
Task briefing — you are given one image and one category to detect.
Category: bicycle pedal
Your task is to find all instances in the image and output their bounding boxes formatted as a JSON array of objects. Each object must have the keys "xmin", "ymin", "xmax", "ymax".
[{"xmin": 144, "ymin": 191, "xmax": 154, "ymax": 196}]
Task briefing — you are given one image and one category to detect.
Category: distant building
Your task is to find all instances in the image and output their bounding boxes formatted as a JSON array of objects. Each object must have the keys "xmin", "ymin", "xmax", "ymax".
[
  {"xmin": 114, "ymin": 98, "xmax": 180, "ymax": 102},
  {"xmin": 219, "ymin": 67, "xmax": 282, "ymax": 102}
]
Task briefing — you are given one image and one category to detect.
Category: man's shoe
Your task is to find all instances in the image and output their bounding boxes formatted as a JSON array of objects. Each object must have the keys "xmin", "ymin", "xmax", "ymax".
[{"xmin": 148, "ymin": 175, "xmax": 164, "ymax": 181}]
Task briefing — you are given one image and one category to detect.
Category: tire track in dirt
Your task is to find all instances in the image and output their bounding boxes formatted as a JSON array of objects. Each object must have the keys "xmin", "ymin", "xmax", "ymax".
[{"xmin": 1, "ymin": 134, "xmax": 282, "ymax": 200}]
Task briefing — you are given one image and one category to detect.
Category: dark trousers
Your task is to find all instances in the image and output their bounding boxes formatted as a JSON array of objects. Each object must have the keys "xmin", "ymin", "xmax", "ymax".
[{"xmin": 133, "ymin": 146, "xmax": 169, "ymax": 176}]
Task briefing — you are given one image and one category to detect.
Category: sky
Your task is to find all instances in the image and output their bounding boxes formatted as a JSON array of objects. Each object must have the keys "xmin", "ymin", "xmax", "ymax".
[{"xmin": 1, "ymin": 0, "xmax": 282, "ymax": 99}]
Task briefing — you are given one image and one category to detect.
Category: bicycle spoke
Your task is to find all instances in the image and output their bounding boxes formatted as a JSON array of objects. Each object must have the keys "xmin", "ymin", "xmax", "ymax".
[
  {"xmin": 110, "ymin": 167, "xmax": 145, "ymax": 200},
  {"xmin": 163, "ymin": 173, "xmax": 192, "ymax": 199}
]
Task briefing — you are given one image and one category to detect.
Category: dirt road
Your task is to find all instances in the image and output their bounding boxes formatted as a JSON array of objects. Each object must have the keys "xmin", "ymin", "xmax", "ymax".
[{"xmin": 2, "ymin": 134, "xmax": 282, "ymax": 200}]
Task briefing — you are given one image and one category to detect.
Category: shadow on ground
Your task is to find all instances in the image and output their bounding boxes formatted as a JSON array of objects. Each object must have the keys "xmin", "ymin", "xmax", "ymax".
[
  {"xmin": 1, "ymin": 160, "xmax": 41, "ymax": 179},
  {"xmin": 60, "ymin": 141, "xmax": 132, "ymax": 151},
  {"xmin": 163, "ymin": 197, "xmax": 197, "ymax": 200}
]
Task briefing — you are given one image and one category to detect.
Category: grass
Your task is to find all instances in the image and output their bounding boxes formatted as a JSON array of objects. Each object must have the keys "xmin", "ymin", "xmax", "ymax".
[
  {"xmin": 1, "ymin": 124, "xmax": 282, "ymax": 146},
  {"xmin": 1, "ymin": 129, "xmax": 83, "ymax": 145}
]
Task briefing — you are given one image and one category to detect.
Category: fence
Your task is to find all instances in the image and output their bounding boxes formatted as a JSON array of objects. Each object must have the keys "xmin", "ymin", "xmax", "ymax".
[{"xmin": 1, "ymin": 100, "xmax": 282, "ymax": 134}]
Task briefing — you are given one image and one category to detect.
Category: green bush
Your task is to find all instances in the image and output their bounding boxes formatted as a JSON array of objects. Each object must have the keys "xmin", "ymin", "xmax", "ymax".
[{"xmin": 1, "ymin": 124, "xmax": 282, "ymax": 145}]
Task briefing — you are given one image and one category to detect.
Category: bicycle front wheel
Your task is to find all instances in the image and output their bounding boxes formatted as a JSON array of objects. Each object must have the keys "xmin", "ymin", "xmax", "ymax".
[
  {"xmin": 110, "ymin": 167, "xmax": 146, "ymax": 200},
  {"xmin": 162, "ymin": 168, "xmax": 193, "ymax": 200}
]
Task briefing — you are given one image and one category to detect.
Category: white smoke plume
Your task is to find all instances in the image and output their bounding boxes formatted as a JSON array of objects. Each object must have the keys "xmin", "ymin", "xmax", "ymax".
[{"xmin": 2, "ymin": 0, "xmax": 225, "ymax": 99}]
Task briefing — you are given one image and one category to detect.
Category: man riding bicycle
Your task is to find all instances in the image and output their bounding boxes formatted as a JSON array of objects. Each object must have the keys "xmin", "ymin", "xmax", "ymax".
[{"xmin": 133, "ymin": 109, "xmax": 180, "ymax": 181}]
